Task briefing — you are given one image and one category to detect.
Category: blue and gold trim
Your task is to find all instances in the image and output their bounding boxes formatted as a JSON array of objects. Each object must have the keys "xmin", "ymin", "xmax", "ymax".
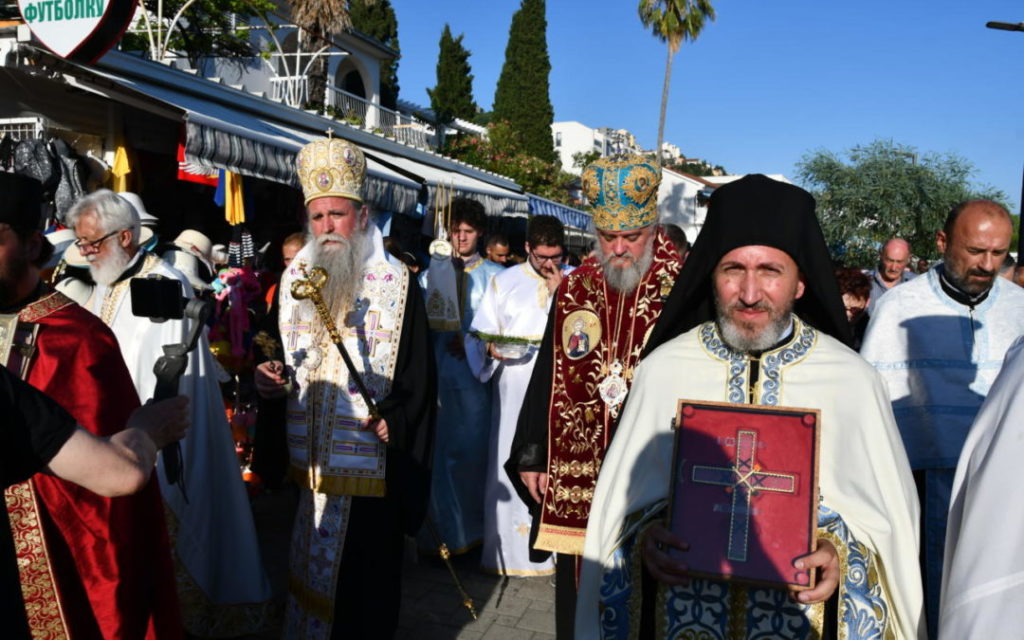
[{"xmin": 581, "ymin": 155, "xmax": 660, "ymax": 231}]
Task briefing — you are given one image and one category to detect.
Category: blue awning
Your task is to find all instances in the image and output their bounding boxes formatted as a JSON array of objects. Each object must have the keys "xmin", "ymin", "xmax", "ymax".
[{"xmin": 527, "ymin": 194, "xmax": 591, "ymax": 230}]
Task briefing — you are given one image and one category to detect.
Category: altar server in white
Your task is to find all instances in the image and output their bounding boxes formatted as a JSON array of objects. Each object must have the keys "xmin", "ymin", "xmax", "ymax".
[
  {"xmin": 577, "ymin": 175, "xmax": 923, "ymax": 640},
  {"xmin": 67, "ymin": 190, "xmax": 272, "ymax": 637},
  {"xmin": 467, "ymin": 214, "xmax": 571, "ymax": 576}
]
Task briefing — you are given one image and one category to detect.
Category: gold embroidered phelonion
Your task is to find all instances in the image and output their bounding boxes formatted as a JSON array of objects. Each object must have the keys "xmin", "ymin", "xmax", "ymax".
[{"xmin": 290, "ymin": 266, "xmax": 379, "ymax": 420}]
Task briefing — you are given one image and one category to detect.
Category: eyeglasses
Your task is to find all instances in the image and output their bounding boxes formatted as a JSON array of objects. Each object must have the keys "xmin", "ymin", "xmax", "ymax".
[
  {"xmin": 530, "ymin": 250, "xmax": 563, "ymax": 264},
  {"xmin": 74, "ymin": 229, "xmax": 122, "ymax": 254}
]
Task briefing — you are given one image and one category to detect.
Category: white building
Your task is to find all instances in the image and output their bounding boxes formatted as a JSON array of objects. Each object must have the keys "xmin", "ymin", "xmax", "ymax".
[
  {"xmin": 551, "ymin": 121, "xmax": 644, "ymax": 175},
  {"xmin": 658, "ymin": 168, "xmax": 714, "ymax": 243},
  {"xmin": 658, "ymin": 171, "xmax": 793, "ymax": 242},
  {"xmin": 660, "ymin": 141, "xmax": 683, "ymax": 163},
  {"xmin": 552, "ymin": 121, "xmax": 610, "ymax": 174}
]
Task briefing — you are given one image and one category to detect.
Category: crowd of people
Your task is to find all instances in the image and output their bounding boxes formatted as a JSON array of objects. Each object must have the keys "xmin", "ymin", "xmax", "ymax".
[{"xmin": 1, "ymin": 139, "xmax": 1021, "ymax": 640}]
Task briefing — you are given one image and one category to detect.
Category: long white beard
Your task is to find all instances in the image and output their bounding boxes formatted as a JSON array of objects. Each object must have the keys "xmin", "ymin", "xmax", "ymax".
[
  {"xmin": 88, "ymin": 244, "xmax": 133, "ymax": 286},
  {"xmin": 307, "ymin": 228, "xmax": 369, "ymax": 322},
  {"xmin": 594, "ymin": 233, "xmax": 656, "ymax": 293}
]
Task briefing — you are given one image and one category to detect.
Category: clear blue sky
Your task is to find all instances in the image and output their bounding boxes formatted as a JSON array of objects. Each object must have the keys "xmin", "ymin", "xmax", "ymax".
[{"xmin": 388, "ymin": 1, "xmax": 1023, "ymax": 211}]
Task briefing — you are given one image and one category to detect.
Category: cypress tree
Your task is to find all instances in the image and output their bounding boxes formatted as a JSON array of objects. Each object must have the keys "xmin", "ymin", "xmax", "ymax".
[
  {"xmin": 349, "ymin": 0, "xmax": 401, "ymax": 109},
  {"xmin": 427, "ymin": 24, "xmax": 478, "ymax": 125},
  {"xmin": 492, "ymin": 0, "xmax": 555, "ymax": 163}
]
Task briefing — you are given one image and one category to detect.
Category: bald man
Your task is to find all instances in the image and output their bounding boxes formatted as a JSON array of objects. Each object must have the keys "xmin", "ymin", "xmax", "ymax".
[
  {"xmin": 861, "ymin": 200, "xmax": 1024, "ymax": 638},
  {"xmin": 867, "ymin": 237, "xmax": 913, "ymax": 314}
]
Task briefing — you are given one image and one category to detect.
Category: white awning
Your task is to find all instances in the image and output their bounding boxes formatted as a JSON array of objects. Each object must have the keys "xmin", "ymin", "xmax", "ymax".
[{"xmin": 368, "ymin": 148, "xmax": 528, "ymax": 218}]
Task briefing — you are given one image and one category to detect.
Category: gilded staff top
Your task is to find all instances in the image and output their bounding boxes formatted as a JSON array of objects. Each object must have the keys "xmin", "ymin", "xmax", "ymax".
[{"xmin": 581, "ymin": 154, "xmax": 660, "ymax": 231}]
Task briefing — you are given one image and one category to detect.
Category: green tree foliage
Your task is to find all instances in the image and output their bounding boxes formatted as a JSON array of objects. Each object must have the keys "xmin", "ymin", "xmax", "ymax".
[
  {"xmin": 427, "ymin": 25, "xmax": 477, "ymax": 125},
  {"xmin": 120, "ymin": 0, "xmax": 275, "ymax": 70},
  {"xmin": 447, "ymin": 121, "xmax": 575, "ymax": 204},
  {"xmin": 797, "ymin": 140, "xmax": 1008, "ymax": 267},
  {"xmin": 492, "ymin": 0, "xmax": 556, "ymax": 164},
  {"xmin": 638, "ymin": 0, "xmax": 716, "ymax": 168},
  {"xmin": 350, "ymin": 0, "xmax": 400, "ymax": 109},
  {"xmin": 572, "ymin": 151, "xmax": 601, "ymax": 171},
  {"xmin": 666, "ymin": 160, "xmax": 724, "ymax": 176},
  {"xmin": 289, "ymin": 0, "xmax": 375, "ymax": 109}
]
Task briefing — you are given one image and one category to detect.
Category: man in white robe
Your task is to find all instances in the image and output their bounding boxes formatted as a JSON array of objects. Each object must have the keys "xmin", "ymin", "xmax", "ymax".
[
  {"xmin": 577, "ymin": 175, "xmax": 924, "ymax": 639},
  {"xmin": 467, "ymin": 214, "xmax": 571, "ymax": 576},
  {"xmin": 940, "ymin": 336, "xmax": 1024, "ymax": 637},
  {"xmin": 66, "ymin": 189, "xmax": 272, "ymax": 637},
  {"xmin": 860, "ymin": 200, "xmax": 1024, "ymax": 637}
]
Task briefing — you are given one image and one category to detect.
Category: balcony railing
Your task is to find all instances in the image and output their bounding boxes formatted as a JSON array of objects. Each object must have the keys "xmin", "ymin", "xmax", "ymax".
[
  {"xmin": 326, "ymin": 86, "xmax": 432, "ymax": 150},
  {"xmin": 268, "ymin": 75, "xmax": 308, "ymax": 109},
  {"xmin": 267, "ymin": 78, "xmax": 432, "ymax": 149}
]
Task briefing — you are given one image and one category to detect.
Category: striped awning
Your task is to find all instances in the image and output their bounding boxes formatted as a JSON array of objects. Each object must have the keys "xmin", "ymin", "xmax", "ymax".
[
  {"xmin": 527, "ymin": 194, "xmax": 591, "ymax": 230},
  {"xmin": 68, "ymin": 63, "xmax": 423, "ymax": 215}
]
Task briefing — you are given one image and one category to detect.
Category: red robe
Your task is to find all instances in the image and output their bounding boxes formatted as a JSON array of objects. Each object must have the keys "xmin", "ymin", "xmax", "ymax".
[
  {"xmin": 4, "ymin": 291, "xmax": 182, "ymax": 639},
  {"xmin": 533, "ymin": 230, "xmax": 682, "ymax": 555}
]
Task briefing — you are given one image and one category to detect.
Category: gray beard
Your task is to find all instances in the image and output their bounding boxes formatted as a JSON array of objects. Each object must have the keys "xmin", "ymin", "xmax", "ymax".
[
  {"xmin": 307, "ymin": 228, "xmax": 369, "ymax": 321},
  {"xmin": 595, "ymin": 234, "xmax": 656, "ymax": 293},
  {"xmin": 88, "ymin": 244, "xmax": 133, "ymax": 286},
  {"xmin": 713, "ymin": 293, "xmax": 794, "ymax": 354}
]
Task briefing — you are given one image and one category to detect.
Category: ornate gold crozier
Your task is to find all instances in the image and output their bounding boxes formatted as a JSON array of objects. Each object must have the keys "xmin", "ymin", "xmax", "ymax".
[{"xmin": 291, "ymin": 265, "xmax": 478, "ymax": 619}]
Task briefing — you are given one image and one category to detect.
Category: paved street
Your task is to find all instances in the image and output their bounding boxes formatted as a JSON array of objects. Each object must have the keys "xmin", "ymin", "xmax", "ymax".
[
  {"xmin": 399, "ymin": 549, "xmax": 556, "ymax": 640},
  {"xmin": 244, "ymin": 486, "xmax": 557, "ymax": 640}
]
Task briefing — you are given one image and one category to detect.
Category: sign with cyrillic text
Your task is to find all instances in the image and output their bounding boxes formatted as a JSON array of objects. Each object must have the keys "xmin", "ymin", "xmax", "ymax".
[{"xmin": 18, "ymin": 0, "xmax": 136, "ymax": 62}]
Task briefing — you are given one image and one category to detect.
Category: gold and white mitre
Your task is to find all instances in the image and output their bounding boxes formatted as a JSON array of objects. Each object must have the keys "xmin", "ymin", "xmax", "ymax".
[{"xmin": 296, "ymin": 136, "xmax": 366, "ymax": 205}]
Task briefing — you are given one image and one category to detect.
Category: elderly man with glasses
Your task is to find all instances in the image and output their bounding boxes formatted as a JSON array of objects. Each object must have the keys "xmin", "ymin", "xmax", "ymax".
[
  {"xmin": 466, "ymin": 214, "xmax": 573, "ymax": 577},
  {"xmin": 66, "ymin": 189, "xmax": 273, "ymax": 636}
]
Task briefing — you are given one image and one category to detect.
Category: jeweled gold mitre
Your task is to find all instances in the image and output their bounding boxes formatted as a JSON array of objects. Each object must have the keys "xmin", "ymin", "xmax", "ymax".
[
  {"xmin": 296, "ymin": 137, "xmax": 366, "ymax": 205},
  {"xmin": 581, "ymin": 155, "xmax": 660, "ymax": 231}
]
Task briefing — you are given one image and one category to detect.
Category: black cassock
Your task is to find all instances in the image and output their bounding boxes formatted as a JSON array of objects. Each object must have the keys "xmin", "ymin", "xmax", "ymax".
[{"xmin": 253, "ymin": 272, "xmax": 436, "ymax": 640}]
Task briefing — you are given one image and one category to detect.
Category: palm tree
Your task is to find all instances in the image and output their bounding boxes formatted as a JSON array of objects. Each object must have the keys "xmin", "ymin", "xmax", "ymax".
[
  {"xmin": 638, "ymin": 0, "xmax": 716, "ymax": 167},
  {"xmin": 289, "ymin": 0, "xmax": 376, "ymax": 109}
]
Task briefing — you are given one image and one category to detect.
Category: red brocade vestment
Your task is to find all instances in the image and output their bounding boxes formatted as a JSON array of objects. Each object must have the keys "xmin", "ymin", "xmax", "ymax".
[
  {"xmin": 4, "ymin": 291, "xmax": 182, "ymax": 640},
  {"xmin": 533, "ymin": 232, "xmax": 682, "ymax": 555}
]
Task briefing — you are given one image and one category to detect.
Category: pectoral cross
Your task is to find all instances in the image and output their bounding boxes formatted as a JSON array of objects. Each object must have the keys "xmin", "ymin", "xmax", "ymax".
[
  {"xmin": 282, "ymin": 307, "xmax": 310, "ymax": 351},
  {"xmin": 691, "ymin": 429, "xmax": 796, "ymax": 562},
  {"xmin": 353, "ymin": 310, "xmax": 393, "ymax": 358}
]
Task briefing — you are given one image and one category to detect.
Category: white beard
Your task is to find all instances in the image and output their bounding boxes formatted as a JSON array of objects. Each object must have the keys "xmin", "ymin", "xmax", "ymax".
[
  {"xmin": 594, "ymin": 232, "xmax": 656, "ymax": 293},
  {"xmin": 307, "ymin": 228, "xmax": 369, "ymax": 322},
  {"xmin": 88, "ymin": 244, "xmax": 133, "ymax": 286}
]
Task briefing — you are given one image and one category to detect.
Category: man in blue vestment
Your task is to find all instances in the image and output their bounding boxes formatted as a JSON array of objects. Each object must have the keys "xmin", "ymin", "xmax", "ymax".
[{"xmin": 419, "ymin": 197, "xmax": 503, "ymax": 553}]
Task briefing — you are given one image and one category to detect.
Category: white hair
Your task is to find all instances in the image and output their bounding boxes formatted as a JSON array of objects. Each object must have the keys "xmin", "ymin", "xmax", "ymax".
[{"xmin": 66, "ymin": 189, "xmax": 142, "ymax": 248}]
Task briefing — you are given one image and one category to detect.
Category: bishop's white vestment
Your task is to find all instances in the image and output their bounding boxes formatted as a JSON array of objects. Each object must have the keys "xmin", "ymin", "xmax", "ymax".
[
  {"xmin": 940, "ymin": 335, "xmax": 1024, "ymax": 638},
  {"xmin": 277, "ymin": 227, "xmax": 416, "ymax": 639},
  {"xmin": 467, "ymin": 261, "xmax": 571, "ymax": 576},
  {"xmin": 86, "ymin": 251, "xmax": 272, "ymax": 636},
  {"xmin": 577, "ymin": 318, "xmax": 924, "ymax": 639}
]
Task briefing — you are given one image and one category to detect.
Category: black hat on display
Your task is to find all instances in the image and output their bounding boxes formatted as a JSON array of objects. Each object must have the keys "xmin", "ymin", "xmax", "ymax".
[{"xmin": 644, "ymin": 174, "xmax": 851, "ymax": 356}]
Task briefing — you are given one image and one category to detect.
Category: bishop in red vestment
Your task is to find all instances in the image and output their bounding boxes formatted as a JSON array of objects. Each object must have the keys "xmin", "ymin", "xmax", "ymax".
[
  {"xmin": 0, "ymin": 173, "xmax": 181, "ymax": 639},
  {"xmin": 505, "ymin": 155, "xmax": 682, "ymax": 638}
]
